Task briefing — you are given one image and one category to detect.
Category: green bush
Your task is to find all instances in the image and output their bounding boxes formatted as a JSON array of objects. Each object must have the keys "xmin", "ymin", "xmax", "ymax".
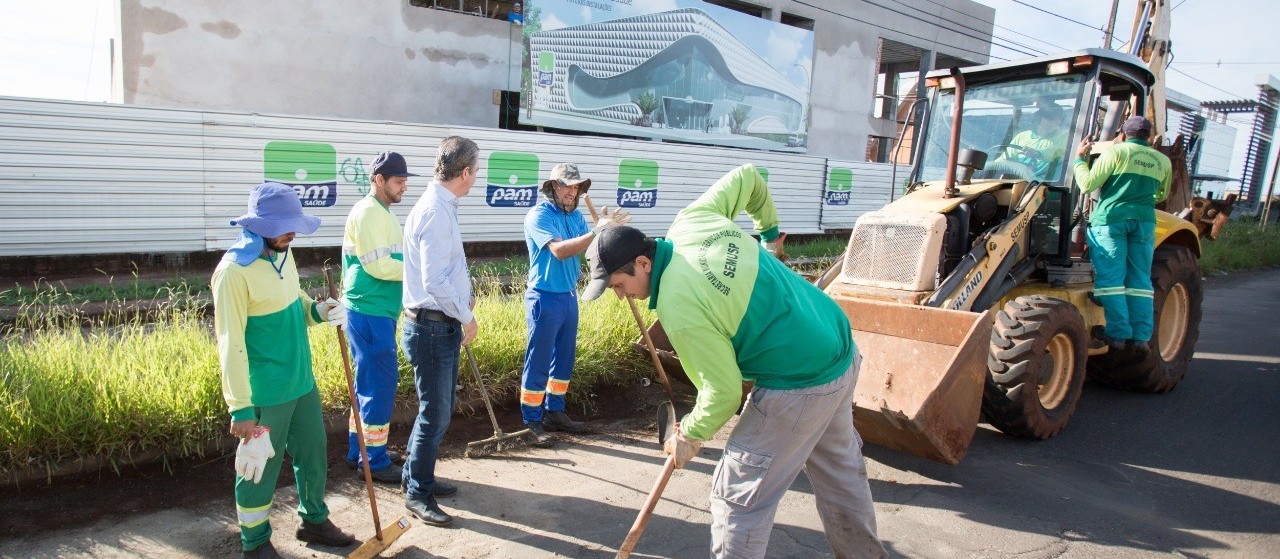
[{"xmin": 1199, "ymin": 220, "xmax": 1280, "ymax": 276}]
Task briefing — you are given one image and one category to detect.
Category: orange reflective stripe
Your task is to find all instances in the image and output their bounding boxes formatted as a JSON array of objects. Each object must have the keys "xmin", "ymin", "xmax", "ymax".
[
  {"xmin": 520, "ymin": 389, "xmax": 545, "ymax": 406},
  {"xmin": 547, "ymin": 379, "xmax": 570, "ymax": 395}
]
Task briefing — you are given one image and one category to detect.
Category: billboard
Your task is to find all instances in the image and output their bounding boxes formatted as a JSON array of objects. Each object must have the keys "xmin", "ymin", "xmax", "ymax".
[{"xmin": 520, "ymin": 0, "xmax": 814, "ymax": 153}]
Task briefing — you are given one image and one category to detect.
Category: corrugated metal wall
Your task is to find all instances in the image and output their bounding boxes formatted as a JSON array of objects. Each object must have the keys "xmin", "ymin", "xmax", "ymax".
[
  {"xmin": 1, "ymin": 97, "xmax": 896, "ymax": 257},
  {"xmin": 819, "ymin": 160, "xmax": 897, "ymax": 230}
]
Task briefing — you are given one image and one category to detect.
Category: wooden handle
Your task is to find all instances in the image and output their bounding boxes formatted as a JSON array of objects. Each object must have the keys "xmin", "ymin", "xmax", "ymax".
[
  {"xmin": 615, "ymin": 455, "xmax": 677, "ymax": 559},
  {"xmin": 324, "ymin": 266, "xmax": 383, "ymax": 541}
]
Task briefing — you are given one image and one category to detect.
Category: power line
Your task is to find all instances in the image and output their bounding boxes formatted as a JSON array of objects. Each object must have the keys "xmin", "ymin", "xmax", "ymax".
[
  {"xmin": 856, "ymin": 0, "xmax": 1039, "ymax": 58},
  {"xmin": 1170, "ymin": 67, "xmax": 1254, "ymax": 100},
  {"xmin": 1173, "ymin": 0, "xmax": 1194, "ymax": 9},
  {"xmin": 880, "ymin": 0, "xmax": 1049, "ymax": 57},
  {"xmin": 1176, "ymin": 61, "xmax": 1280, "ymax": 67},
  {"xmin": 786, "ymin": 0, "xmax": 1009, "ymax": 62},
  {"xmin": 83, "ymin": 0, "xmax": 102, "ymax": 101},
  {"xmin": 1009, "ymin": 0, "xmax": 1107, "ymax": 37},
  {"xmin": 912, "ymin": 0, "xmax": 1074, "ymax": 53}
]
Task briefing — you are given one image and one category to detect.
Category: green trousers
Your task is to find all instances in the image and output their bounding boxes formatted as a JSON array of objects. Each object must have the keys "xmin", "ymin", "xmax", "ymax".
[{"xmin": 235, "ymin": 387, "xmax": 330, "ymax": 551}]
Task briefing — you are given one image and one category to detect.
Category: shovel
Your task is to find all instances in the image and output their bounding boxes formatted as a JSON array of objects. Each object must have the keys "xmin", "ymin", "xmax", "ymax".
[{"xmin": 615, "ymin": 401, "xmax": 678, "ymax": 559}]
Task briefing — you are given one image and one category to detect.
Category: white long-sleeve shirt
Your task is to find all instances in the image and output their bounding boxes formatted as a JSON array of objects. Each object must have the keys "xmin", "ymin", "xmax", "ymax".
[{"xmin": 403, "ymin": 182, "xmax": 473, "ymax": 325}]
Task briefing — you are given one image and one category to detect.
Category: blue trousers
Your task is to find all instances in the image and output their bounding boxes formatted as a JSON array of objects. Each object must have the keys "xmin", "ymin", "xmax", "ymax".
[
  {"xmin": 1088, "ymin": 219, "xmax": 1156, "ymax": 341},
  {"xmin": 345, "ymin": 309, "xmax": 399, "ymax": 471},
  {"xmin": 399, "ymin": 313, "xmax": 460, "ymax": 501},
  {"xmin": 520, "ymin": 289, "xmax": 578, "ymax": 424}
]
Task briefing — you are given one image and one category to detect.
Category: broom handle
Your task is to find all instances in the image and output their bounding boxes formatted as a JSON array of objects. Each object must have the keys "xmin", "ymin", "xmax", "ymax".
[
  {"xmin": 615, "ymin": 455, "xmax": 677, "ymax": 559},
  {"xmin": 582, "ymin": 195, "xmax": 676, "ymax": 403},
  {"xmin": 465, "ymin": 345, "xmax": 505, "ymax": 436},
  {"xmin": 325, "ymin": 267, "xmax": 384, "ymax": 541}
]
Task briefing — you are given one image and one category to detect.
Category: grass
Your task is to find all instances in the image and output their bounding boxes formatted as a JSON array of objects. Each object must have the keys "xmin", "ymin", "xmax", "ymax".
[
  {"xmin": 1198, "ymin": 220, "xmax": 1280, "ymax": 276},
  {"xmin": 0, "ymin": 282, "xmax": 649, "ymax": 476}
]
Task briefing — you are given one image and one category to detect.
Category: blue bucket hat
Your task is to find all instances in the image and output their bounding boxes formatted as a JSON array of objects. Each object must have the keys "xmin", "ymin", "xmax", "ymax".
[{"xmin": 230, "ymin": 182, "xmax": 322, "ymax": 238}]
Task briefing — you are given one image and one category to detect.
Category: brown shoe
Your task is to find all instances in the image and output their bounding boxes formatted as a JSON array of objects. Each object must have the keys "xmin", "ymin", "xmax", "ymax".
[{"xmin": 295, "ymin": 518, "xmax": 355, "ymax": 547}]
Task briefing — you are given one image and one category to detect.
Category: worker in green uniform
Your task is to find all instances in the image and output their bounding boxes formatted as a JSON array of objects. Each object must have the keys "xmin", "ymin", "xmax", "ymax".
[
  {"xmin": 580, "ymin": 165, "xmax": 886, "ymax": 559},
  {"xmin": 995, "ymin": 103, "xmax": 1067, "ymax": 181},
  {"xmin": 1074, "ymin": 116, "xmax": 1172, "ymax": 352},
  {"xmin": 214, "ymin": 182, "xmax": 356, "ymax": 559}
]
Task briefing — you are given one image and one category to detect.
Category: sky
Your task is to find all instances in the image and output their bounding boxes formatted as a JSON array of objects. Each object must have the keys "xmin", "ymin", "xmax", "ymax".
[{"xmin": 0, "ymin": 0, "xmax": 1276, "ymax": 180}]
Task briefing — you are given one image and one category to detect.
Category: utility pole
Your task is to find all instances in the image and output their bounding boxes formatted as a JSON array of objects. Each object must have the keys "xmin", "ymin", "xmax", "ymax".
[{"xmin": 1103, "ymin": 0, "xmax": 1121, "ymax": 49}]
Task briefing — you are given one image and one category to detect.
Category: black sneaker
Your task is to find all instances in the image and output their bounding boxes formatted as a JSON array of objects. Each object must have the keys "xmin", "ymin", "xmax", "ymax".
[
  {"xmin": 405, "ymin": 496, "xmax": 453, "ymax": 527},
  {"xmin": 361, "ymin": 463, "xmax": 402, "ymax": 485},
  {"xmin": 295, "ymin": 518, "xmax": 355, "ymax": 547},
  {"xmin": 346, "ymin": 450, "xmax": 403, "ymax": 470},
  {"xmin": 526, "ymin": 422, "xmax": 556, "ymax": 448},
  {"xmin": 243, "ymin": 542, "xmax": 282, "ymax": 559},
  {"xmin": 543, "ymin": 411, "xmax": 586, "ymax": 433}
]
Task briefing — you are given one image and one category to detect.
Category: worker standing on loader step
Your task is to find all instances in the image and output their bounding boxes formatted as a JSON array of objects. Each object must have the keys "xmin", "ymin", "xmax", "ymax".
[
  {"xmin": 1074, "ymin": 116, "xmax": 1171, "ymax": 353},
  {"xmin": 581, "ymin": 164, "xmax": 887, "ymax": 559},
  {"xmin": 519, "ymin": 163, "xmax": 631, "ymax": 444},
  {"xmin": 401, "ymin": 136, "xmax": 481, "ymax": 527},
  {"xmin": 341, "ymin": 151, "xmax": 413, "ymax": 483},
  {"xmin": 213, "ymin": 182, "xmax": 356, "ymax": 559}
]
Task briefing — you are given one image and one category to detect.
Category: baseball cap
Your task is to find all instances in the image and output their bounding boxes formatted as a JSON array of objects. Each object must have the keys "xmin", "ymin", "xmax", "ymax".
[
  {"xmin": 581, "ymin": 226, "xmax": 649, "ymax": 301},
  {"xmin": 369, "ymin": 151, "xmax": 418, "ymax": 178},
  {"xmin": 542, "ymin": 162, "xmax": 592, "ymax": 192},
  {"xmin": 1122, "ymin": 116, "xmax": 1152, "ymax": 139}
]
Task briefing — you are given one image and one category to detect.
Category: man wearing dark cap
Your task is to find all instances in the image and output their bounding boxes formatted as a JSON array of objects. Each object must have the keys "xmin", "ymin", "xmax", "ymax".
[
  {"xmin": 214, "ymin": 182, "xmax": 355, "ymax": 558},
  {"xmin": 340, "ymin": 151, "xmax": 413, "ymax": 482},
  {"xmin": 518, "ymin": 163, "xmax": 630, "ymax": 442},
  {"xmin": 1074, "ymin": 116, "xmax": 1172, "ymax": 352},
  {"xmin": 581, "ymin": 164, "xmax": 886, "ymax": 559}
]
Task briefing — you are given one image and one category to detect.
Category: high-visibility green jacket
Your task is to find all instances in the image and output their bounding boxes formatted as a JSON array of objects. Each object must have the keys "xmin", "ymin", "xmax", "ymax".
[
  {"xmin": 212, "ymin": 251, "xmax": 324, "ymax": 422},
  {"xmin": 341, "ymin": 195, "xmax": 404, "ymax": 318},
  {"xmin": 651, "ymin": 164, "xmax": 856, "ymax": 441},
  {"xmin": 1074, "ymin": 138, "xmax": 1172, "ymax": 225}
]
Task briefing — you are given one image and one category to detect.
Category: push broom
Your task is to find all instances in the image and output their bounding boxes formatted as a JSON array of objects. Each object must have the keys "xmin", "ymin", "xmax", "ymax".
[
  {"xmin": 463, "ymin": 344, "xmax": 541, "ymax": 458},
  {"xmin": 323, "ymin": 267, "xmax": 411, "ymax": 559}
]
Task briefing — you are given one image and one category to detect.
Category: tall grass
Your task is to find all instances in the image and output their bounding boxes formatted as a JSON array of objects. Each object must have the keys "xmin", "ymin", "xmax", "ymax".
[
  {"xmin": 1199, "ymin": 220, "xmax": 1280, "ymax": 276},
  {"xmin": 0, "ymin": 282, "xmax": 648, "ymax": 475}
]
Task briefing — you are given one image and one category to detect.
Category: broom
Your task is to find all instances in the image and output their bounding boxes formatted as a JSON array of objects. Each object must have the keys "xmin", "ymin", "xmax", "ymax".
[
  {"xmin": 463, "ymin": 344, "xmax": 541, "ymax": 458},
  {"xmin": 323, "ymin": 267, "xmax": 411, "ymax": 559}
]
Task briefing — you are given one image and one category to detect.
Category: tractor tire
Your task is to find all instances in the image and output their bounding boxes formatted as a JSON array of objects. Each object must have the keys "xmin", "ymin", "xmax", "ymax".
[
  {"xmin": 983, "ymin": 295, "xmax": 1088, "ymax": 439},
  {"xmin": 1088, "ymin": 245, "xmax": 1202, "ymax": 393}
]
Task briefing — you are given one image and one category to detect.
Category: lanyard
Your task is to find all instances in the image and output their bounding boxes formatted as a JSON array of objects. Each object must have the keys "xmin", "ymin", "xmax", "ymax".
[{"xmin": 267, "ymin": 250, "xmax": 289, "ymax": 279}]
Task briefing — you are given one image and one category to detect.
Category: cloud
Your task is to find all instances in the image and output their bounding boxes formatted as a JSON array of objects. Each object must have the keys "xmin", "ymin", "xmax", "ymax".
[
  {"xmin": 765, "ymin": 25, "xmax": 810, "ymax": 76},
  {"xmin": 541, "ymin": 13, "xmax": 568, "ymax": 31}
]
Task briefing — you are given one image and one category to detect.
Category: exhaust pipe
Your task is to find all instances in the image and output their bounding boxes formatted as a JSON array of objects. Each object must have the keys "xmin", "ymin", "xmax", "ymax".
[{"xmin": 943, "ymin": 68, "xmax": 966, "ymax": 199}]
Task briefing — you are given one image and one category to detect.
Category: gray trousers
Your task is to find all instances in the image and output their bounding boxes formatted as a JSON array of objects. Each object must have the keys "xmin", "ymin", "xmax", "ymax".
[{"xmin": 710, "ymin": 354, "xmax": 887, "ymax": 559}]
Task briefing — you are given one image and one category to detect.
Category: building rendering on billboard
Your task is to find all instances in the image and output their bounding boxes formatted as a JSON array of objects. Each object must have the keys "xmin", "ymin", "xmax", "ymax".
[{"xmin": 523, "ymin": 1, "xmax": 815, "ymax": 152}]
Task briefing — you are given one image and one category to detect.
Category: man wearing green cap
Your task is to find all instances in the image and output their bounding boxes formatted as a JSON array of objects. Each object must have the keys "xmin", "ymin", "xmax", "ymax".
[{"xmin": 214, "ymin": 182, "xmax": 356, "ymax": 558}]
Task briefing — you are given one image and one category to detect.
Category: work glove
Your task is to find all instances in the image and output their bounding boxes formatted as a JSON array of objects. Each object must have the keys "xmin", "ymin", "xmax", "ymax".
[
  {"xmin": 663, "ymin": 424, "xmax": 702, "ymax": 469},
  {"xmin": 592, "ymin": 206, "xmax": 633, "ymax": 234},
  {"xmin": 235, "ymin": 426, "xmax": 275, "ymax": 484},
  {"xmin": 761, "ymin": 232, "xmax": 788, "ymax": 262},
  {"xmin": 315, "ymin": 298, "xmax": 347, "ymax": 329}
]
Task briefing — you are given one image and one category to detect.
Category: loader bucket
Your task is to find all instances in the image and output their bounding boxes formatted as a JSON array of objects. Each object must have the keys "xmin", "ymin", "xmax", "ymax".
[{"xmin": 834, "ymin": 298, "xmax": 993, "ymax": 465}]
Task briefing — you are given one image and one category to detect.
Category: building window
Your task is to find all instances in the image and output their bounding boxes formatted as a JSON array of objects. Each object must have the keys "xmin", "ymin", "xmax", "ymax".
[
  {"xmin": 701, "ymin": 0, "xmax": 768, "ymax": 18},
  {"xmin": 780, "ymin": 12, "xmax": 814, "ymax": 31},
  {"xmin": 409, "ymin": 0, "xmax": 521, "ymax": 21},
  {"xmin": 867, "ymin": 136, "xmax": 892, "ymax": 163}
]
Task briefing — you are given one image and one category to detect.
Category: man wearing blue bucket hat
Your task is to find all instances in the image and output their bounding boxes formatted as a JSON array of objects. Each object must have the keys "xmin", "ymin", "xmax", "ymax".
[
  {"xmin": 213, "ymin": 182, "xmax": 355, "ymax": 558},
  {"xmin": 340, "ymin": 151, "xmax": 414, "ymax": 483}
]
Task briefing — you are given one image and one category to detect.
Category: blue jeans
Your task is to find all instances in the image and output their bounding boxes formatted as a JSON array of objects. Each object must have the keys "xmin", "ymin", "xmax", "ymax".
[
  {"xmin": 345, "ymin": 309, "xmax": 400, "ymax": 471},
  {"xmin": 1087, "ymin": 219, "xmax": 1156, "ymax": 341},
  {"xmin": 399, "ymin": 313, "xmax": 461, "ymax": 501},
  {"xmin": 520, "ymin": 289, "xmax": 578, "ymax": 424}
]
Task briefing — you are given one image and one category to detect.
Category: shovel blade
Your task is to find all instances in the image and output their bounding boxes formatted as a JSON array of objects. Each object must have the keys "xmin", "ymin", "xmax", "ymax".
[{"xmin": 656, "ymin": 401, "xmax": 677, "ymax": 445}]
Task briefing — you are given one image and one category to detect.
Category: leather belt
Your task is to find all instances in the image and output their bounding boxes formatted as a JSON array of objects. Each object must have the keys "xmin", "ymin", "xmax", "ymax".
[{"xmin": 404, "ymin": 307, "xmax": 460, "ymax": 326}]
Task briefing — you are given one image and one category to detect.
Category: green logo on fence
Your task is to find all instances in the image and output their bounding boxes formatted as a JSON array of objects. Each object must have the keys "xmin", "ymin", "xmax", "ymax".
[
  {"xmin": 486, "ymin": 151, "xmax": 540, "ymax": 207},
  {"xmin": 826, "ymin": 167, "xmax": 852, "ymax": 205},
  {"xmin": 617, "ymin": 159, "xmax": 659, "ymax": 208},
  {"xmin": 264, "ymin": 141, "xmax": 338, "ymax": 207}
]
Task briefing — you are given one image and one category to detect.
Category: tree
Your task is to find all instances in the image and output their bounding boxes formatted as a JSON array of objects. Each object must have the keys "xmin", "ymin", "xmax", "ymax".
[
  {"xmin": 631, "ymin": 91, "xmax": 659, "ymax": 127},
  {"xmin": 729, "ymin": 104, "xmax": 752, "ymax": 135}
]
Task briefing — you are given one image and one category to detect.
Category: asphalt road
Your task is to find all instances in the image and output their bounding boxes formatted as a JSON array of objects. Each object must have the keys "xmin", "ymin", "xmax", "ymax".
[{"xmin": 1, "ymin": 269, "xmax": 1277, "ymax": 558}]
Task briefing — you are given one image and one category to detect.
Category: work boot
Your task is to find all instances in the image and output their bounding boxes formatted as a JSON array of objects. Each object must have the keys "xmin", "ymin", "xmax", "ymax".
[
  {"xmin": 295, "ymin": 518, "xmax": 355, "ymax": 547},
  {"xmin": 525, "ymin": 421, "xmax": 556, "ymax": 448},
  {"xmin": 243, "ymin": 542, "xmax": 282, "ymax": 559},
  {"xmin": 405, "ymin": 496, "xmax": 453, "ymax": 527},
  {"xmin": 1092, "ymin": 327, "xmax": 1128, "ymax": 352},
  {"xmin": 362, "ymin": 463, "xmax": 402, "ymax": 485},
  {"xmin": 1127, "ymin": 339, "xmax": 1152, "ymax": 357},
  {"xmin": 543, "ymin": 411, "xmax": 586, "ymax": 433}
]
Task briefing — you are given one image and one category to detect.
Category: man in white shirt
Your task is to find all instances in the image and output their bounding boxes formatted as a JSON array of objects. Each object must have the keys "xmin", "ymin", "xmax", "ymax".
[{"xmin": 400, "ymin": 136, "xmax": 480, "ymax": 527}]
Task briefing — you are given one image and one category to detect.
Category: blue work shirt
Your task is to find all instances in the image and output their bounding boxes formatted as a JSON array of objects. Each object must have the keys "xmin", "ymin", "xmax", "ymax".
[{"xmin": 524, "ymin": 200, "xmax": 590, "ymax": 293}]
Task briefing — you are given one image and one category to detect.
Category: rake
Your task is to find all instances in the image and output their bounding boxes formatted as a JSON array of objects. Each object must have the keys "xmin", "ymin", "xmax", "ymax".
[{"xmin": 463, "ymin": 344, "xmax": 540, "ymax": 458}]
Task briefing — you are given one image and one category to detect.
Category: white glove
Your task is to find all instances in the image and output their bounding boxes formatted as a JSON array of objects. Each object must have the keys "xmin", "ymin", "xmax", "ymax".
[
  {"xmin": 235, "ymin": 426, "xmax": 275, "ymax": 484},
  {"xmin": 316, "ymin": 298, "xmax": 347, "ymax": 329},
  {"xmin": 662, "ymin": 424, "xmax": 702, "ymax": 469},
  {"xmin": 592, "ymin": 206, "xmax": 633, "ymax": 234},
  {"xmin": 761, "ymin": 232, "xmax": 787, "ymax": 261}
]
